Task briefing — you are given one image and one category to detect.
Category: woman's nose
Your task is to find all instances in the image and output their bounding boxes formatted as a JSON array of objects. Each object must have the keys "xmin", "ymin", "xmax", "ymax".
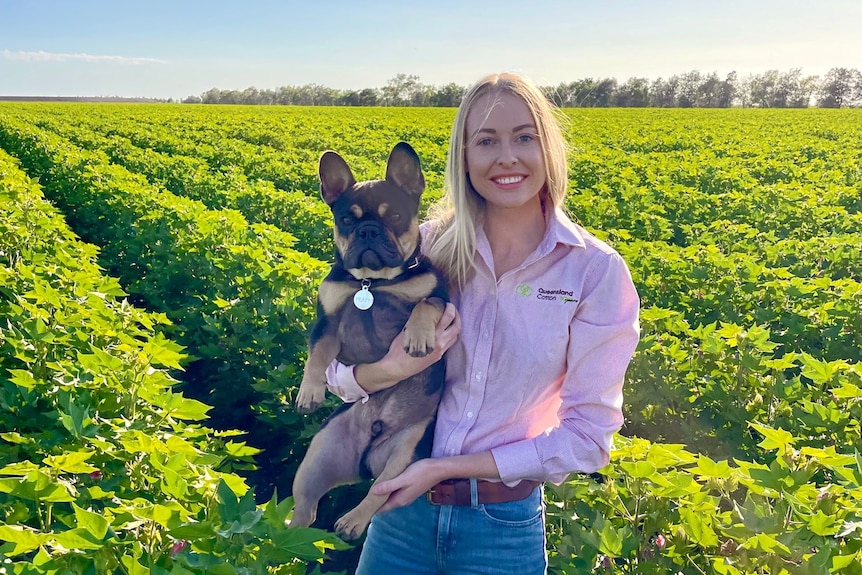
[{"xmin": 496, "ymin": 139, "xmax": 517, "ymax": 165}]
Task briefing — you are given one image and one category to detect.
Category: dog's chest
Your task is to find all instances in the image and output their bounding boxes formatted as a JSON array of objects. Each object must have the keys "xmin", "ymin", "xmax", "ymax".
[{"xmin": 335, "ymin": 293, "xmax": 414, "ymax": 365}]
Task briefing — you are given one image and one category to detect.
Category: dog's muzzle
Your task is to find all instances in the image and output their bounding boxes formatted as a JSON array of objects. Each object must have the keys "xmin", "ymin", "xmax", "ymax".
[{"xmin": 345, "ymin": 222, "xmax": 402, "ymax": 270}]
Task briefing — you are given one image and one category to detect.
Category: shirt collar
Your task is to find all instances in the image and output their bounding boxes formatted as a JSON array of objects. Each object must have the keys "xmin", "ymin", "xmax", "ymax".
[
  {"xmin": 541, "ymin": 206, "xmax": 587, "ymax": 252},
  {"xmin": 474, "ymin": 205, "xmax": 587, "ymax": 277}
]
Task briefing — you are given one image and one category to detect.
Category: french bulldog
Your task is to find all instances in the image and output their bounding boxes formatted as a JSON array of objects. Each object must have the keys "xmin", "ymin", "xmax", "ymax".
[{"xmin": 291, "ymin": 142, "xmax": 447, "ymax": 540}]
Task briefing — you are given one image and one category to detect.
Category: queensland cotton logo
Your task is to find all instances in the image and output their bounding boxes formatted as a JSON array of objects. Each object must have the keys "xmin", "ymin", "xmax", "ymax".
[
  {"xmin": 536, "ymin": 287, "xmax": 578, "ymax": 303},
  {"xmin": 517, "ymin": 283, "xmax": 577, "ymax": 303}
]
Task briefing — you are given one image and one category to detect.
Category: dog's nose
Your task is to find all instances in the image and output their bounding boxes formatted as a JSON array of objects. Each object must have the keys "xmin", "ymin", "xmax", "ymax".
[{"xmin": 356, "ymin": 222, "xmax": 381, "ymax": 240}]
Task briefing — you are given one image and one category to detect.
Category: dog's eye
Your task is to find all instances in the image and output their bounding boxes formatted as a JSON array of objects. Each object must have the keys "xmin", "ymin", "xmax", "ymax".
[
  {"xmin": 390, "ymin": 213, "xmax": 402, "ymax": 222},
  {"xmin": 341, "ymin": 216, "xmax": 354, "ymax": 226}
]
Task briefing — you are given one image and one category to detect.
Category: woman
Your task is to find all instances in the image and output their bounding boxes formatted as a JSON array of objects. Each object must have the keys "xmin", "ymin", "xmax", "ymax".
[{"xmin": 325, "ymin": 72, "xmax": 640, "ymax": 574}]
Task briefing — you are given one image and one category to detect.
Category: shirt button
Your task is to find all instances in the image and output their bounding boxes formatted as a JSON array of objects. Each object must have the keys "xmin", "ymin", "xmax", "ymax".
[
  {"xmin": 475, "ymin": 372, "xmax": 482, "ymax": 381},
  {"xmin": 467, "ymin": 411, "xmax": 474, "ymax": 419}
]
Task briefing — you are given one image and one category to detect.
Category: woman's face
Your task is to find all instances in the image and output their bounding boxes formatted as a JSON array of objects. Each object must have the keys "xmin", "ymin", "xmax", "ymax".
[{"xmin": 464, "ymin": 90, "xmax": 546, "ymax": 214}]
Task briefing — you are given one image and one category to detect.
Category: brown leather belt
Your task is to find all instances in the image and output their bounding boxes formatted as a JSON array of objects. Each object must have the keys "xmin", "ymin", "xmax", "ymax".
[{"xmin": 427, "ymin": 479, "xmax": 540, "ymax": 506}]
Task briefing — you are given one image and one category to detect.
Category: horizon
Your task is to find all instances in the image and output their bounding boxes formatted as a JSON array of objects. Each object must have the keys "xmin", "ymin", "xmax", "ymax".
[{"xmin": 1, "ymin": 0, "xmax": 860, "ymax": 100}]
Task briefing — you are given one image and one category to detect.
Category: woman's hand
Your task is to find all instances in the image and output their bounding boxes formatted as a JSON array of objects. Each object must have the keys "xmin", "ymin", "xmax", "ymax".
[
  {"xmin": 356, "ymin": 302, "xmax": 461, "ymax": 393},
  {"xmin": 372, "ymin": 451, "xmax": 501, "ymax": 513},
  {"xmin": 372, "ymin": 458, "xmax": 445, "ymax": 513}
]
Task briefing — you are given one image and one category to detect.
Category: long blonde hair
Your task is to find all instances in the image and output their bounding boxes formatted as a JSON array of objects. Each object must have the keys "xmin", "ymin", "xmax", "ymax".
[{"xmin": 426, "ymin": 72, "xmax": 569, "ymax": 290}]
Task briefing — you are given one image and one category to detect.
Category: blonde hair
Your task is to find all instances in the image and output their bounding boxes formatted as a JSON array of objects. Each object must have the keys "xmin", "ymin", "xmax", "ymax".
[{"xmin": 426, "ymin": 72, "xmax": 569, "ymax": 290}]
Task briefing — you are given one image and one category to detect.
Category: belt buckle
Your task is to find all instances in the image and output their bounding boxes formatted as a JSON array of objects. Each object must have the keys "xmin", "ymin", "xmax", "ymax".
[{"xmin": 426, "ymin": 488, "xmax": 440, "ymax": 505}]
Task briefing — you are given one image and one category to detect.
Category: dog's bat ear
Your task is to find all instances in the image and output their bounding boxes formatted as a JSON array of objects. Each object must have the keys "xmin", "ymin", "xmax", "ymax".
[
  {"xmin": 319, "ymin": 151, "xmax": 356, "ymax": 205},
  {"xmin": 385, "ymin": 142, "xmax": 425, "ymax": 197}
]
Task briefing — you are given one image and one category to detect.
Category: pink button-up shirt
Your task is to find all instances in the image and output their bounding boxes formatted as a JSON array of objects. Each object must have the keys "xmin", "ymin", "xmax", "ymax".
[{"xmin": 326, "ymin": 207, "xmax": 640, "ymax": 485}]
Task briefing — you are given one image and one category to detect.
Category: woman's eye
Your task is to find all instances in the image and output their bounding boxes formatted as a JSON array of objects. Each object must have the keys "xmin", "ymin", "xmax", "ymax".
[
  {"xmin": 517, "ymin": 133, "xmax": 535, "ymax": 144},
  {"xmin": 476, "ymin": 137, "xmax": 493, "ymax": 146}
]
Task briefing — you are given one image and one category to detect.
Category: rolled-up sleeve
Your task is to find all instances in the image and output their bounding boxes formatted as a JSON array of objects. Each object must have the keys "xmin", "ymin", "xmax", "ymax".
[
  {"xmin": 491, "ymin": 252, "xmax": 640, "ymax": 484},
  {"xmin": 324, "ymin": 361, "xmax": 370, "ymax": 404}
]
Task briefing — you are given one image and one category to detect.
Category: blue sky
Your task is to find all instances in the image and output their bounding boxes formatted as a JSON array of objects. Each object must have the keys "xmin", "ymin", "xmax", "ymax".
[{"xmin": 1, "ymin": 0, "xmax": 859, "ymax": 99}]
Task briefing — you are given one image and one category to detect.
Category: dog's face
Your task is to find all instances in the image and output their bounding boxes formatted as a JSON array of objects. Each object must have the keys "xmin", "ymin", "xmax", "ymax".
[{"xmin": 319, "ymin": 142, "xmax": 425, "ymax": 280}]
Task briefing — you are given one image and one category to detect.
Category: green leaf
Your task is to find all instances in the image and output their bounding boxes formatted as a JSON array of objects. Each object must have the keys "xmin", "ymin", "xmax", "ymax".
[
  {"xmin": 44, "ymin": 451, "xmax": 98, "ymax": 474},
  {"xmin": 262, "ymin": 491, "xmax": 291, "ymax": 528},
  {"xmin": 142, "ymin": 334, "xmax": 185, "ymax": 369},
  {"xmin": 750, "ymin": 423, "xmax": 795, "ymax": 452},
  {"xmin": 8, "ymin": 369, "xmax": 38, "ymax": 389},
  {"xmin": 60, "ymin": 395, "xmax": 95, "ymax": 438},
  {"xmin": 182, "ymin": 553, "xmax": 237, "ymax": 575},
  {"xmin": 73, "ymin": 503, "xmax": 109, "ymax": 539},
  {"xmin": 162, "ymin": 393, "xmax": 212, "ymax": 421},
  {"xmin": 808, "ymin": 510, "xmax": 839, "ymax": 536},
  {"xmin": 832, "ymin": 553, "xmax": 861, "ymax": 572},
  {"xmin": 618, "ymin": 460, "xmax": 656, "ymax": 478},
  {"xmin": 799, "ymin": 353, "xmax": 845, "ymax": 385},
  {"xmin": 121, "ymin": 554, "xmax": 151, "ymax": 575},
  {"xmin": 0, "ymin": 524, "xmax": 49, "ymax": 555},
  {"xmin": 832, "ymin": 382, "xmax": 862, "ymax": 400},
  {"xmin": 740, "ymin": 532, "xmax": 790, "ymax": 554},
  {"xmin": 223, "ymin": 441, "xmax": 262, "ymax": 458},
  {"xmin": 680, "ymin": 507, "xmax": 719, "ymax": 547},
  {"xmin": 0, "ymin": 461, "xmax": 41, "ymax": 476},
  {"xmin": 217, "ymin": 508, "xmax": 263, "ymax": 537},
  {"xmin": 711, "ymin": 558, "xmax": 742, "ymax": 575},
  {"xmin": 128, "ymin": 501, "xmax": 184, "ymax": 527},
  {"xmin": 169, "ymin": 522, "xmax": 217, "ymax": 540},
  {"xmin": 217, "ymin": 479, "xmax": 240, "ymax": 520},
  {"xmin": 269, "ymin": 527, "xmax": 349, "ymax": 561},
  {"xmin": 597, "ymin": 519, "xmax": 624, "ymax": 556},
  {"xmin": 0, "ymin": 432, "xmax": 35, "ymax": 445},
  {"xmin": 0, "ymin": 475, "xmax": 76, "ymax": 503},
  {"xmin": 695, "ymin": 455, "xmax": 733, "ymax": 479},
  {"xmin": 53, "ymin": 527, "xmax": 105, "ymax": 551}
]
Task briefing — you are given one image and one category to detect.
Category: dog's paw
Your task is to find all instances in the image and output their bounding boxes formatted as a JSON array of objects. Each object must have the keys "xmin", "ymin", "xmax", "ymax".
[
  {"xmin": 288, "ymin": 504, "xmax": 316, "ymax": 529},
  {"xmin": 335, "ymin": 509, "xmax": 371, "ymax": 541},
  {"xmin": 295, "ymin": 381, "xmax": 325, "ymax": 414},
  {"xmin": 402, "ymin": 327, "xmax": 436, "ymax": 358}
]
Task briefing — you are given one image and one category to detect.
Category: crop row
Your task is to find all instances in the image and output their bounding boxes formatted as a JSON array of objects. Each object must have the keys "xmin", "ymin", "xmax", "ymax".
[
  {"xmin": 26, "ymin": 112, "xmax": 333, "ymax": 262},
  {"xmin": 0, "ymin": 116, "xmax": 330, "ymax": 499},
  {"xmin": 0, "ymin": 148, "xmax": 342, "ymax": 573}
]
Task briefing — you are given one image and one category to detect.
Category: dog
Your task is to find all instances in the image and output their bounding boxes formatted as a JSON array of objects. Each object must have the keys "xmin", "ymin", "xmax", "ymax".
[{"xmin": 290, "ymin": 142, "xmax": 447, "ymax": 540}]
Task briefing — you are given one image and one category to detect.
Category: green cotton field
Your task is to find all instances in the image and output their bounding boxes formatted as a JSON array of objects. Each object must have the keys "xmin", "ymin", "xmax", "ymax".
[{"xmin": 0, "ymin": 103, "xmax": 860, "ymax": 575}]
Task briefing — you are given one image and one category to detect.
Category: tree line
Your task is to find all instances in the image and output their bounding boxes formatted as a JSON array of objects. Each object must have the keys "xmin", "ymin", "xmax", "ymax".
[{"xmin": 184, "ymin": 68, "xmax": 862, "ymax": 108}]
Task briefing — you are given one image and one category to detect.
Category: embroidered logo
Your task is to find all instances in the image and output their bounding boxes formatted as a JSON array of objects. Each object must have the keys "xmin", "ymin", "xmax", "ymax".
[
  {"xmin": 516, "ymin": 283, "xmax": 533, "ymax": 297},
  {"xmin": 536, "ymin": 287, "xmax": 579, "ymax": 303}
]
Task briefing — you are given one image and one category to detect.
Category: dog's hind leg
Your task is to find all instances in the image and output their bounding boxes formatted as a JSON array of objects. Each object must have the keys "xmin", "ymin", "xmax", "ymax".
[
  {"xmin": 290, "ymin": 411, "xmax": 363, "ymax": 529},
  {"xmin": 333, "ymin": 416, "xmax": 434, "ymax": 540}
]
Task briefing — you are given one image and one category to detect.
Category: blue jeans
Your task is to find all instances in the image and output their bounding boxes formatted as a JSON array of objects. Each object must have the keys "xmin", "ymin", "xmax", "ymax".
[{"xmin": 355, "ymin": 482, "xmax": 546, "ymax": 575}]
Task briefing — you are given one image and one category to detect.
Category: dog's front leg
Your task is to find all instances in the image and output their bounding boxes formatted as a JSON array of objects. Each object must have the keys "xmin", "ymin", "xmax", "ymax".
[
  {"xmin": 402, "ymin": 297, "xmax": 446, "ymax": 358},
  {"xmin": 296, "ymin": 332, "xmax": 340, "ymax": 413},
  {"xmin": 333, "ymin": 417, "xmax": 435, "ymax": 540}
]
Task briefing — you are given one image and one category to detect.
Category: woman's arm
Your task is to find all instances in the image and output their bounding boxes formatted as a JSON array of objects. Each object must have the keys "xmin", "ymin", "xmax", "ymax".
[
  {"xmin": 325, "ymin": 303, "xmax": 461, "ymax": 400},
  {"xmin": 491, "ymin": 252, "xmax": 640, "ymax": 484},
  {"xmin": 356, "ymin": 302, "xmax": 461, "ymax": 391}
]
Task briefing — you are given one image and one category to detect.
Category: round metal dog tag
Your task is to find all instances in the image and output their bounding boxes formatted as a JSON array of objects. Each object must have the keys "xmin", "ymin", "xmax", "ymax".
[{"xmin": 353, "ymin": 285, "xmax": 374, "ymax": 310}]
